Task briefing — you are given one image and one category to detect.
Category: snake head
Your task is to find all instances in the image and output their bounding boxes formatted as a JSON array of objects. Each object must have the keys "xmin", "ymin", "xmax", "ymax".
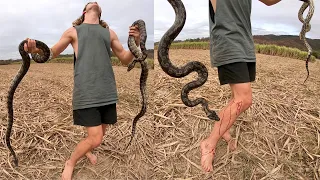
[
  {"xmin": 208, "ymin": 112, "xmax": 220, "ymax": 121},
  {"xmin": 127, "ymin": 60, "xmax": 137, "ymax": 72}
]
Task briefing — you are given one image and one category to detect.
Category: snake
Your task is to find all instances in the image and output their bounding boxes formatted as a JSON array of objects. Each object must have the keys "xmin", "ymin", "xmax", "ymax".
[
  {"xmin": 125, "ymin": 19, "xmax": 149, "ymax": 149},
  {"xmin": 298, "ymin": 0, "xmax": 314, "ymax": 84},
  {"xmin": 6, "ymin": 40, "xmax": 50, "ymax": 166},
  {"xmin": 157, "ymin": 0, "xmax": 220, "ymax": 121}
]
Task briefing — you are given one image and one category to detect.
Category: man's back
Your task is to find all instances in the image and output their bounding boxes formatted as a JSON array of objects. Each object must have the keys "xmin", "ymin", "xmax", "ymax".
[{"xmin": 209, "ymin": 0, "xmax": 256, "ymax": 67}]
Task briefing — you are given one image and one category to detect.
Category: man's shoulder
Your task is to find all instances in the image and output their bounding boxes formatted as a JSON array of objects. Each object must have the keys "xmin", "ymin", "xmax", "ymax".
[
  {"xmin": 65, "ymin": 26, "xmax": 77, "ymax": 33},
  {"xmin": 109, "ymin": 28, "xmax": 115, "ymax": 34},
  {"xmin": 61, "ymin": 26, "xmax": 77, "ymax": 39},
  {"xmin": 108, "ymin": 28, "xmax": 118, "ymax": 40}
]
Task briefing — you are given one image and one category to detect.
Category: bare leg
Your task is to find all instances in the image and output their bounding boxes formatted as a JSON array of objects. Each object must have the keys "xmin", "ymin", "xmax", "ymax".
[
  {"xmin": 62, "ymin": 125, "xmax": 103, "ymax": 180},
  {"xmin": 85, "ymin": 124, "xmax": 107, "ymax": 165},
  {"xmin": 201, "ymin": 83, "xmax": 252, "ymax": 172},
  {"xmin": 85, "ymin": 151, "xmax": 98, "ymax": 165},
  {"xmin": 221, "ymin": 91, "xmax": 237, "ymax": 151}
]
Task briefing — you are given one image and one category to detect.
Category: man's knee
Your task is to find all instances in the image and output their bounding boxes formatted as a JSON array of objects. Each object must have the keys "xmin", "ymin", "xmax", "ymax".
[
  {"xmin": 87, "ymin": 135, "xmax": 103, "ymax": 148},
  {"xmin": 87, "ymin": 130, "xmax": 104, "ymax": 148},
  {"xmin": 241, "ymin": 94, "xmax": 252, "ymax": 110},
  {"xmin": 231, "ymin": 83, "xmax": 253, "ymax": 110}
]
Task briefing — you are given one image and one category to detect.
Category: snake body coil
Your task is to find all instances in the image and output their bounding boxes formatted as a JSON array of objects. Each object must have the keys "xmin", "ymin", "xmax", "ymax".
[
  {"xmin": 6, "ymin": 40, "xmax": 50, "ymax": 166},
  {"xmin": 157, "ymin": 0, "xmax": 219, "ymax": 121},
  {"xmin": 126, "ymin": 19, "xmax": 149, "ymax": 149},
  {"xmin": 298, "ymin": 0, "xmax": 314, "ymax": 84}
]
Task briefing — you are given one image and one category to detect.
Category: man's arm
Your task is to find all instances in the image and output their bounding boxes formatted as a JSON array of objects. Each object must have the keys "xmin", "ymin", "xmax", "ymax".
[
  {"xmin": 32, "ymin": 27, "xmax": 74, "ymax": 59},
  {"xmin": 109, "ymin": 28, "xmax": 135, "ymax": 65},
  {"xmin": 259, "ymin": 0, "xmax": 281, "ymax": 6}
]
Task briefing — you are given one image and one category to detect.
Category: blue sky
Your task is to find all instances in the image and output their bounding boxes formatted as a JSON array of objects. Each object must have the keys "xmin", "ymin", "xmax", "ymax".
[
  {"xmin": 154, "ymin": 0, "xmax": 320, "ymax": 42},
  {"xmin": 0, "ymin": 0, "xmax": 154, "ymax": 60}
]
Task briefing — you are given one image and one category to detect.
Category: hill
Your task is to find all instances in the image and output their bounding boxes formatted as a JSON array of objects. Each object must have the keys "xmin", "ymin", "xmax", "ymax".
[
  {"xmin": 253, "ymin": 34, "xmax": 320, "ymax": 52},
  {"xmin": 154, "ymin": 35, "xmax": 320, "ymax": 58}
]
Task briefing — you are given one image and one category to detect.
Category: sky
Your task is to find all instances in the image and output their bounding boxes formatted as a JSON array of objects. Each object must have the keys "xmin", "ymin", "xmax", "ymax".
[
  {"xmin": 154, "ymin": 0, "xmax": 320, "ymax": 42},
  {"xmin": 0, "ymin": 0, "xmax": 154, "ymax": 60},
  {"xmin": 1, "ymin": 0, "xmax": 319, "ymax": 60}
]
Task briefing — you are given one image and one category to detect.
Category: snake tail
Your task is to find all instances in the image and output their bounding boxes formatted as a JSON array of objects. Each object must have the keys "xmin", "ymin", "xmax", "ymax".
[
  {"xmin": 125, "ymin": 60, "xmax": 148, "ymax": 150},
  {"xmin": 303, "ymin": 53, "xmax": 311, "ymax": 84}
]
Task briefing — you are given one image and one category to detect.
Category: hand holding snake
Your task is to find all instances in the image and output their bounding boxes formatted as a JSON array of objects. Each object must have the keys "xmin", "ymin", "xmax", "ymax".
[
  {"xmin": 6, "ymin": 39, "xmax": 51, "ymax": 167},
  {"xmin": 126, "ymin": 19, "xmax": 149, "ymax": 150}
]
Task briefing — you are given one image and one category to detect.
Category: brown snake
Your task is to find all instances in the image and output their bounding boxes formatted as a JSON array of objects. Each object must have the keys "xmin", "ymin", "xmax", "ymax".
[
  {"xmin": 157, "ymin": 0, "xmax": 220, "ymax": 121},
  {"xmin": 6, "ymin": 40, "xmax": 50, "ymax": 166},
  {"xmin": 125, "ymin": 19, "xmax": 149, "ymax": 150},
  {"xmin": 298, "ymin": 0, "xmax": 314, "ymax": 84}
]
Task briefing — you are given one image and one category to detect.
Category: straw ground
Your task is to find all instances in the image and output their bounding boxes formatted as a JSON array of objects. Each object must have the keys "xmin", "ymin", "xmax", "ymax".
[
  {"xmin": 0, "ymin": 63, "xmax": 155, "ymax": 179},
  {"xmin": 153, "ymin": 49, "xmax": 320, "ymax": 179},
  {"xmin": 1, "ymin": 48, "xmax": 320, "ymax": 180}
]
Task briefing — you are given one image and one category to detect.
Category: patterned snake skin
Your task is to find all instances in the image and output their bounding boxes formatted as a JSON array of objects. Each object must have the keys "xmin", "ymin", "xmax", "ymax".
[
  {"xmin": 298, "ymin": 0, "xmax": 314, "ymax": 84},
  {"xmin": 125, "ymin": 19, "xmax": 149, "ymax": 149},
  {"xmin": 6, "ymin": 40, "xmax": 50, "ymax": 166},
  {"xmin": 157, "ymin": 0, "xmax": 220, "ymax": 121}
]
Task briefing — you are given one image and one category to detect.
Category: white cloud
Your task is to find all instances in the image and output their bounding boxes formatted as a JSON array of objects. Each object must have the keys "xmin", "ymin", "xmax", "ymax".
[
  {"xmin": 154, "ymin": 0, "xmax": 320, "ymax": 42},
  {"xmin": 0, "ymin": 0, "xmax": 154, "ymax": 60}
]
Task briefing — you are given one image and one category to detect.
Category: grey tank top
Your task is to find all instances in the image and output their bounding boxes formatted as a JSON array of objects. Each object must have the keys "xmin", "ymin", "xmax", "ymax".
[
  {"xmin": 73, "ymin": 23, "xmax": 118, "ymax": 110},
  {"xmin": 209, "ymin": 0, "xmax": 256, "ymax": 67}
]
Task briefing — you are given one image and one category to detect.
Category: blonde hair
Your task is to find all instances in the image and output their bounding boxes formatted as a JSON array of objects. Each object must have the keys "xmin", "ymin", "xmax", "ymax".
[{"xmin": 72, "ymin": 2, "xmax": 109, "ymax": 28}]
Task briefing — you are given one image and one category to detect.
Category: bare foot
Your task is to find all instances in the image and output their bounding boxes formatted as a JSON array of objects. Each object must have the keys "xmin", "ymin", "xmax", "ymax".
[
  {"xmin": 61, "ymin": 160, "xmax": 75, "ymax": 180},
  {"xmin": 200, "ymin": 139, "xmax": 215, "ymax": 172},
  {"xmin": 226, "ymin": 139, "xmax": 237, "ymax": 151},
  {"xmin": 86, "ymin": 152, "xmax": 97, "ymax": 165},
  {"xmin": 222, "ymin": 131, "xmax": 237, "ymax": 151}
]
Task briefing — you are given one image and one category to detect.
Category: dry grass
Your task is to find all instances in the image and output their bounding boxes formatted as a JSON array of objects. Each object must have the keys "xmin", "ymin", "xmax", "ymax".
[
  {"xmin": 154, "ymin": 42, "xmax": 317, "ymax": 62},
  {"xmin": 152, "ymin": 49, "xmax": 320, "ymax": 179},
  {"xmin": 0, "ymin": 64, "xmax": 155, "ymax": 179}
]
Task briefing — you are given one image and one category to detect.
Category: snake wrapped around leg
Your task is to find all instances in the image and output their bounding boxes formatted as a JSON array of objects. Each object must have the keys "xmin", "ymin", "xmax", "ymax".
[
  {"xmin": 6, "ymin": 40, "xmax": 50, "ymax": 166},
  {"xmin": 157, "ymin": 0, "xmax": 220, "ymax": 121},
  {"xmin": 125, "ymin": 19, "xmax": 149, "ymax": 149},
  {"xmin": 298, "ymin": 0, "xmax": 314, "ymax": 84}
]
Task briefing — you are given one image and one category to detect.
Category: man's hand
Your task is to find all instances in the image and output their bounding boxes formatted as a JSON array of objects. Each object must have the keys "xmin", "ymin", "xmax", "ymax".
[
  {"xmin": 24, "ymin": 38, "xmax": 42, "ymax": 54},
  {"xmin": 129, "ymin": 25, "xmax": 140, "ymax": 46}
]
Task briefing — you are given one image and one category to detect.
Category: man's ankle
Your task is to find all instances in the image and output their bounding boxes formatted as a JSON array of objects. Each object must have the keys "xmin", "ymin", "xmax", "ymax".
[
  {"xmin": 66, "ymin": 159, "xmax": 76, "ymax": 167},
  {"xmin": 202, "ymin": 138, "xmax": 217, "ymax": 149}
]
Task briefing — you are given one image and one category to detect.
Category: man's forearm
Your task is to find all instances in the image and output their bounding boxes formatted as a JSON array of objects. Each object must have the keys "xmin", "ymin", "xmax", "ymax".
[{"xmin": 119, "ymin": 50, "xmax": 135, "ymax": 65}]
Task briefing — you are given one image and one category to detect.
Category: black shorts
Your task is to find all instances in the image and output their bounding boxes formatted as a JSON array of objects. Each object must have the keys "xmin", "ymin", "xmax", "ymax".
[
  {"xmin": 73, "ymin": 103, "xmax": 117, "ymax": 127},
  {"xmin": 217, "ymin": 62, "xmax": 256, "ymax": 85}
]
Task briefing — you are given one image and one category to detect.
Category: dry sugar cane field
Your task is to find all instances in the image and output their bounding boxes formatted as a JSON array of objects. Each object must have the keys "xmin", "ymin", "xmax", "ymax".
[
  {"xmin": 0, "ymin": 56, "xmax": 155, "ymax": 180},
  {"xmin": 1, "ymin": 43, "xmax": 320, "ymax": 180},
  {"xmin": 152, "ymin": 43, "xmax": 320, "ymax": 180}
]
